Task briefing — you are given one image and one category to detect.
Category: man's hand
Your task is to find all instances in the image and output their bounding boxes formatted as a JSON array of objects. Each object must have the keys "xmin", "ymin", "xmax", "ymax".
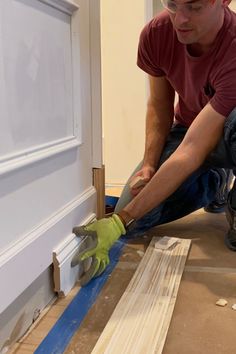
[
  {"xmin": 130, "ymin": 165, "xmax": 155, "ymax": 196},
  {"xmin": 71, "ymin": 214, "xmax": 126, "ymax": 286}
]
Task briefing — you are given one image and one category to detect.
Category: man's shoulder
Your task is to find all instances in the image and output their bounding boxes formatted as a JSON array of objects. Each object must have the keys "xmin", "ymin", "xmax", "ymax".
[
  {"xmin": 137, "ymin": 10, "xmax": 175, "ymax": 77},
  {"xmin": 142, "ymin": 10, "xmax": 173, "ymax": 37},
  {"xmin": 150, "ymin": 10, "xmax": 171, "ymax": 27},
  {"xmin": 226, "ymin": 8, "xmax": 236, "ymax": 39},
  {"xmin": 218, "ymin": 8, "xmax": 236, "ymax": 62}
]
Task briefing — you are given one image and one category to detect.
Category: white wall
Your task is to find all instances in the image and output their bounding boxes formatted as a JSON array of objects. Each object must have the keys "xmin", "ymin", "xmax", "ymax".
[{"xmin": 101, "ymin": 0, "xmax": 147, "ymax": 186}]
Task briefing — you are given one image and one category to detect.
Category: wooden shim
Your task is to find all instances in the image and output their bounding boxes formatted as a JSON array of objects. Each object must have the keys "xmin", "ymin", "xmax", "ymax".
[
  {"xmin": 129, "ymin": 175, "xmax": 146, "ymax": 189},
  {"xmin": 92, "ymin": 237, "xmax": 191, "ymax": 354},
  {"xmin": 93, "ymin": 165, "xmax": 105, "ymax": 219}
]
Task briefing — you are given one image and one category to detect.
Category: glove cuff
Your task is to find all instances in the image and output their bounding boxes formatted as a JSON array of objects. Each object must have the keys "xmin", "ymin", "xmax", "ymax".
[
  {"xmin": 112, "ymin": 213, "xmax": 127, "ymax": 235},
  {"xmin": 114, "ymin": 211, "xmax": 135, "ymax": 233}
]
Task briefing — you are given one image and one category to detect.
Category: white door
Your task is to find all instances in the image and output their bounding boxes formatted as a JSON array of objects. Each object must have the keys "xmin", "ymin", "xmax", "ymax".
[{"xmin": 0, "ymin": 0, "xmax": 102, "ymax": 346}]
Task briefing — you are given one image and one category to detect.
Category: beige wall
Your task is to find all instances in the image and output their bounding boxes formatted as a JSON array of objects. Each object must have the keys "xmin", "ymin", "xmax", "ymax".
[
  {"xmin": 101, "ymin": 0, "xmax": 148, "ymax": 186},
  {"xmin": 102, "ymin": 0, "xmax": 235, "ymax": 187},
  {"xmin": 231, "ymin": 1, "xmax": 236, "ymax": 12}
]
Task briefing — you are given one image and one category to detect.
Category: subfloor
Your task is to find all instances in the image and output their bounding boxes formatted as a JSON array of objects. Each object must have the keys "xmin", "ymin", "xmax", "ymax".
[{"xmin": 11, "ymin": 206, "xmax": 236, "ymax": 353}]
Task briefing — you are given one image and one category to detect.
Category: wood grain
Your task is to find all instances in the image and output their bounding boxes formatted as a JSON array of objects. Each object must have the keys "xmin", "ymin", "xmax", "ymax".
[
  {"xmin": 129, "ymin": 176, "xmax": 146, "ymax": 189},
  {"xmin": 93, "ymin": 165, "xmax": 105, "ymax": 219},
  {"xmin": 92, "ymin": 237, "xmax": 191, "ymax": 354}
]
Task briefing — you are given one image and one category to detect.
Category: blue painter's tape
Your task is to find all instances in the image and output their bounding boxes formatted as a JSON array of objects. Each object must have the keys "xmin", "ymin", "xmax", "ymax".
[{"xmin": 34, "ymin": 239, "xmax": 126, "ymax": 354}]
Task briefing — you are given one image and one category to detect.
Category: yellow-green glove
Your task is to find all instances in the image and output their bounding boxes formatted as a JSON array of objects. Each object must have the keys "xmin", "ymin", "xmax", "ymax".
[{"xmin": 71, "ymin": 214, "xmax": 126, "ymax": 286}]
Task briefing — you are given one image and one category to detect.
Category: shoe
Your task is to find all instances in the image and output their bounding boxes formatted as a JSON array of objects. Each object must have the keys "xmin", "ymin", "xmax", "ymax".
[
  {"xmin": 204, "ymin": 169, "xmax": 232, "ymax": 214},
  {"xmin": 225, "ymin": 193, "xmax": 236, "ymax": 251},
  {"xmin": 204, "ymin": 201, "xmax": 226, "ymax": 213}
]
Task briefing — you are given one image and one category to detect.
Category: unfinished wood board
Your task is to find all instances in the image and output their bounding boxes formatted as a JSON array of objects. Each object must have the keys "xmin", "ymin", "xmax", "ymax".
[
  {"xmin": 129, "ymin": 176, "xmax": 146, "ymax": 189},
  {"xmin": 92, "ymin": 237, "xmax": 191, "ymax": 354},
  {"xmin": 93, "ymin": 165, "xmax": 105, "ymax": 219}
]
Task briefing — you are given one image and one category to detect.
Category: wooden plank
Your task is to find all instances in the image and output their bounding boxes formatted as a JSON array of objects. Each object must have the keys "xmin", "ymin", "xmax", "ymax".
[
  {"xmin": 129, "ymin": 176, "xmax": 146, "ymax": 189},
  {"xmin": 92, "ymin": 237, "xmax": 191, "ymax": 354},
  {"xmin": 93, "ymin": 165, "xmax": 105, "ymax": 219},
  {"xmin": 185, "ymin": 265, "xmax": 236, "ymax": 274}
]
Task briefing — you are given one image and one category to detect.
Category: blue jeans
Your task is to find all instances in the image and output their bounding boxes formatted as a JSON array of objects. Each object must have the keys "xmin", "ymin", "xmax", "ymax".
[{"xmin": 115, "ymin": 108, "xmax": 236, "ymax": 237}]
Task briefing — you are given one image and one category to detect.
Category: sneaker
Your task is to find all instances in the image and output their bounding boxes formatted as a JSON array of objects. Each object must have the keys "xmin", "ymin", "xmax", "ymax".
[
  {"xmin": 225, "ymin": 193, "xmax": 236, "ymax": 251},
  {"xmin": 204, "ymin": 169, "xmax": 232, "ymax": 214}
]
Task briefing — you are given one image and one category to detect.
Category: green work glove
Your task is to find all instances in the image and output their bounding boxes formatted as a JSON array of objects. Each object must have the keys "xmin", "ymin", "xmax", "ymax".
[{"xmin": 71, "ymin": 214, "xmax": 126, "ymax": 286}]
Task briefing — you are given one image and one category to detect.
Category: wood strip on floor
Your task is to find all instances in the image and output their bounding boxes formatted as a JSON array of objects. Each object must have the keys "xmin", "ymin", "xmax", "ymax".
[
  {"xmin": 184, "ymin": 265, "xmax": 236, "ymax": 274},
  {"xmin": 91, "ymin": 237, "xmax": 191, "ymax": 354}
]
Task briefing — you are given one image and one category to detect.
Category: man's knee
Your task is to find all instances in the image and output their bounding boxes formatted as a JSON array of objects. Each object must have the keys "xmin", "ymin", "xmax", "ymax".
[
  {"xmin": 206, "ymin": 108, "xmax": 236, "ymax": 168},
  {"xmin": 114, "ymin": 161, "xmax": 143, "ymax": 212}
]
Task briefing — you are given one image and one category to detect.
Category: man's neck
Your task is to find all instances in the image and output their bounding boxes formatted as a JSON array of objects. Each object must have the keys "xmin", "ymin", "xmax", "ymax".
[
  {"xmin": 188, "ymin": 12, "xmax": 225, "ymax": 57},
  {"xmin": 187, "ymin": 42, "xmax": 213, "ymax": 56}
]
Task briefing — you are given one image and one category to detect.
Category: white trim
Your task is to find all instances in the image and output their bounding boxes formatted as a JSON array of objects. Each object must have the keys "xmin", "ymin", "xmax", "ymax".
[
  {"xmin": 53, "ymin": 233, "xmax": 82, "ymax": 296},
  {"xmin": 0, "ymin": 186, "xmax": 96, "ymax": 314},
  {"xmin": 38, "ymin": 0, "xmax": 79, "ymax": 15},
  {"xmin": 71, "ymin": 6, "xmax": 82, "ymax": 143},
  {"xmin": 0, "ymin": 187, "xmax": 95, "ymax": 262},
  {"xmin": 53, "ymin": 215, "xmax": 95, "ymax": 296},
  {"xmin": 90, "ymin": 0, "xmax": 103, "ymax": 168},
  {"xmin": 145, "ymin": 0, "xmax": 154, "ymax": 21},
  {"xmin": 0, "ymin": 136, "xmax": 79, "ymax": 177}
]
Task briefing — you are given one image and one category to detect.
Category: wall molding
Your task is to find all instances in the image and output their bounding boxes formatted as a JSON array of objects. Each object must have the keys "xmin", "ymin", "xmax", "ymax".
[
  {"xmin": 0, "ymin": 186, "xmax": 96, "ymax": 314},
  {"xmin": 90, "ymin": 0, "xmax": 103, "ymax": 168},
  {"xmin": 38, "ymin": 0, "xmax": 79, "ymax": 15},
  {"xmin": 0, "ymin": 0, "xmax": 83, "ymax": 178},
  {"xmin": 0, "ymin": 136, "xmax": 80, "ymax": 177},
  {"xmin": 71, "ymin": 2, "xmax": 82, "ymax": 145}
]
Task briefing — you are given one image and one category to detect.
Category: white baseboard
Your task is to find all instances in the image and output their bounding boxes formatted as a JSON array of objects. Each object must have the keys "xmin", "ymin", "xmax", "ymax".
[
  {"xmin": 53, "ymin": 214, "xmax": 96, "ymax": 296},
  {"xmin": 0, "ymin": 187, "xmax": 96, "ymax": 314}
]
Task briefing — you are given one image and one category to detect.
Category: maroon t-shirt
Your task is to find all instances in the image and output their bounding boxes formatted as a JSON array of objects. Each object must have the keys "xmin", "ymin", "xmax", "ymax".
[{"xmin": 137, "ymin": 8, "xmax": 236, "ymax": 127}]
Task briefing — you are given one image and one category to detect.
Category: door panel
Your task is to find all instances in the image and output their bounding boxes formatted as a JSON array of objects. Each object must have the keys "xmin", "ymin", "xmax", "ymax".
[
  {"xmin": 0, "ymin": 0, "xmax": 97, "ymax": 316},
  {"xmin": 0, "ymin": 0, "xmax": 74, "ymax": 157}
]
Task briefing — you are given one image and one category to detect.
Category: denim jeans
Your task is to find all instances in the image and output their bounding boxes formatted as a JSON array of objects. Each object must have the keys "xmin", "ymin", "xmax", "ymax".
[{"xmin": 115, "ymin": 108, "xmax": 236, "ymax": 237}]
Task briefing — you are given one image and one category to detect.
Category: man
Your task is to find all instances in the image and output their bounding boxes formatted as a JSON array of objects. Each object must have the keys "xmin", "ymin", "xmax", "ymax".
[{"xmin": 72, "ymin": 0, "xmax": 236, "ymax": 286}]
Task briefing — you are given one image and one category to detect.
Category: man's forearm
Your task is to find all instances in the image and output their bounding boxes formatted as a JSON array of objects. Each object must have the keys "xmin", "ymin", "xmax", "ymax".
[
  {"xmin": 123, "ymin": 148, "xmax": 201, "ymax": 220},
  {"xmin": 143, "ymin": 99, "xmax": 174, "ymax": 169},
  {"xmin": 124, "ymin": 102, "xmax": 226, "ymax": 222}
]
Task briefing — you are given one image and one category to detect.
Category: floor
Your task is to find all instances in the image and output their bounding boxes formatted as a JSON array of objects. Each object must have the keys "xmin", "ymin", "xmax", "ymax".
[{"xmin": 10, "ymin": 190, "xmax": 236, "ymax": 353}]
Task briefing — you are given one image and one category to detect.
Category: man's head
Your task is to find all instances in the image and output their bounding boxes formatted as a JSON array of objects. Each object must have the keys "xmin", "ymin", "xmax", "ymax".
[{"xmin": 161, "ymin": 0, "xmax": 231, "ymax": 49}]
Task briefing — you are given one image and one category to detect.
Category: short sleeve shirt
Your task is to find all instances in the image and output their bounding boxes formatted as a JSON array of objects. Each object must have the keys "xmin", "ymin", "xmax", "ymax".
[{"xmin": 137, "ymin": 8, "xmax": 236, "ymax": 127}]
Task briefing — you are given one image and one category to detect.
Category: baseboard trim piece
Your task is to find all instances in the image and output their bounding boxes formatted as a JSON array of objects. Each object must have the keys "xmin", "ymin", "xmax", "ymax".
[
  {"xmin": 53, "ymin": 214, "xmax": 96, "ymax": 296},
  {"xmin": 92, "ymin": 237, "xmax": 191, "ymax": 354}
]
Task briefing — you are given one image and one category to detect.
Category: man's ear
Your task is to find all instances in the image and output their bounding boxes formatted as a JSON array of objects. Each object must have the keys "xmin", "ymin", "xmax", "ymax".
[{"xmin": 222, "ymin": 0, "xmax": 232, "ymax": 7}]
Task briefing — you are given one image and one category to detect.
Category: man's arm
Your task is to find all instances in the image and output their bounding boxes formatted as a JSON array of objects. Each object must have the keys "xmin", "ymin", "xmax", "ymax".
[
  {"xmin": 124, "ymin": 103, "xmax": 226, "ymax": 219},
  {"xmin": 72, "ymin": 89, "xmax": 225, "ymax": 286},
  {"xmin": 143, "ymin": 75, "xmax": 175, "ymax": 168},
  {"xmin": 131, "ymin": 75, "xmax": 175, "ymax": 194}
]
